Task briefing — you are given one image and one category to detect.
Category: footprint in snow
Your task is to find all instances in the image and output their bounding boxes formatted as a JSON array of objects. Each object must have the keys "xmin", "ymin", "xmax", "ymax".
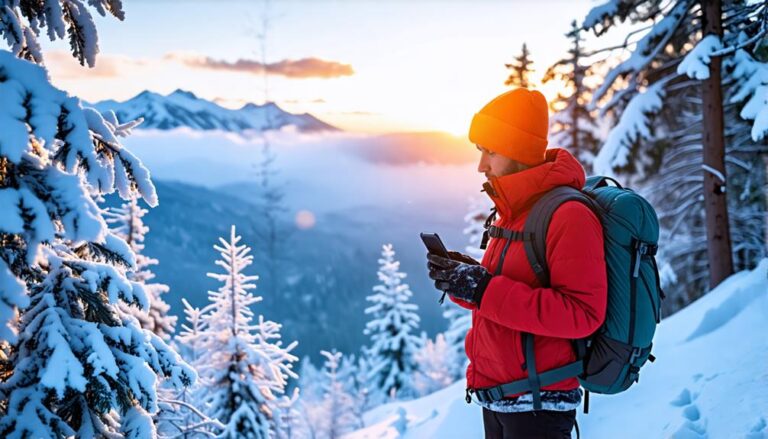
[
  {"xmin": 669, "ymin": 387, "xmax": 708, "ymax": 438},
  {"xmin": 746, "ymin": 417, "xmax": 767, "ymax": 439}
]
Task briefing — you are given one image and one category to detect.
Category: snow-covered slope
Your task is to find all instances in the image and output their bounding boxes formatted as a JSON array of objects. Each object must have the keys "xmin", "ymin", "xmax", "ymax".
[
  {"xmin": 350, "ymin": 259, "xmax": 768, "ymax": 438},
  {"xmin": 91, "ymin": 89, "xmax": 337, "ymax": 133}
]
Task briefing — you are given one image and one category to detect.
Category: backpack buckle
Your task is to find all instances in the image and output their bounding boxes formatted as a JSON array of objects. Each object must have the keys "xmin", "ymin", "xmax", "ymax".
[
  {"xmin": 633, "ymin": 240, "xmax": 658, "ymax": 257},
  {"xmin": 475, "ymin": 386, "xmax": 504, "ymax": 403},
  {"xmin": 629, "ymin": 347, "xmax": 642, "ymax": 364},
  {"xmin": 632, "ymin": 240, "xmax": 655, "ymax": 277}
]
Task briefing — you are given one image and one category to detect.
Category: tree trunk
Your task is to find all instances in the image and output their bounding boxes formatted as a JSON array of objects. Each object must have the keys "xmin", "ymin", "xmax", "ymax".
[{"xmin": 700, "ymin": 0, "xmax": 734, "ymax": 288}]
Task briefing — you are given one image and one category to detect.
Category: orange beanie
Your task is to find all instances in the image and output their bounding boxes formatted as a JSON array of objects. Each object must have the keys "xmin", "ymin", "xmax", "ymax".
[{"xmin": 468, "ymin": 88, "xmax": 549, "ymax": 166}]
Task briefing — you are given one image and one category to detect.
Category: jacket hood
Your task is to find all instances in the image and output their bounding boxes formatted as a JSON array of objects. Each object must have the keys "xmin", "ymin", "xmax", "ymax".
[{"xmin": 486, "ymin": 148, "xmax": 586, "ymax": 219}]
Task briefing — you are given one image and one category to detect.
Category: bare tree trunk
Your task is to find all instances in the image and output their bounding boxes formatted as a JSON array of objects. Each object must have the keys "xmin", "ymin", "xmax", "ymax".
[{"xmin": 701, "ymin": 0, "xmax": 734, "ymax": 288}]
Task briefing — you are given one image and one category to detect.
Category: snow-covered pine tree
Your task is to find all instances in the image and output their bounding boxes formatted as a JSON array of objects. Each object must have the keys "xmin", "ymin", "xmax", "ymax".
[
  {"xmin": 155, "ymin": 299, "xmax": 218, "ymax": 438},
  {"xmin": 296, "ymin": 357, "xmax": 322, "ymax": 404},
  {"xmin": 105, "ymin": 196, "xmax": 176, "ymax": 340},
  {"xmin": 413, "ymin": 333, "xmax": 458, "ymax": 396},
  {"xmin": 0, "ymin": 0, "xmax": 124, "ymax": 67},
  {"xmin": 543, "ymin": 20, "xmax": 601, "ymax": 172},
  {"xmin": 340, "ymin": 353, "xmax": 370, "ymax": 429},
  {"xmin": 273, "ymin": 388, "xmax": 309, "ymax": 439},
  {"xmin": 1, "ymin": 236, "xmax": 197, "ymax": 437},
  {"xmin": 505, "ymin": 42, "xmax": 534, "ymax": 88},
  {"xmin": 679, "ymin": 5, "xmax": 768, "ymax": 272},
  {"xmin": 0, "ymin": 0, "xmax": 149, "ymax": 344},
  {"xmin": 363, "ymin": 244, "xmax": 422, "ymax": 400},
  {"xmin": 313, "ymin": 350, "xmax": 358, "ymax": 439},
  {"xmin": 582, "ymin": 0, "xmax": 767, "ymax": 310},
  {"xmin": 650, "ymin": 33, "xmax": 768, "ymax": 309},
  {"xmin": 194, "ymin": 226, "xmax": 297, "ymax": 438},
  {"xmin": 298, "ymin": 364, "xmax": 323, "ymax": 439},
  {"xmin": 0, "ymin": 11, "xmax": 196, "ymax": 435}
]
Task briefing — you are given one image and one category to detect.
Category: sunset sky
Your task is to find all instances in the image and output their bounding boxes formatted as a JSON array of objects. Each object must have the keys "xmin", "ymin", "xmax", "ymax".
[{"xmin": 39, "ymin": 0, "xmax": 613, "ymax": 135}]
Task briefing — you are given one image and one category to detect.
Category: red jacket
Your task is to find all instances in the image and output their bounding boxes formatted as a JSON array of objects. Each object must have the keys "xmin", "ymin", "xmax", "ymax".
[{"xmin": 454, "ymin": 148, "xmax": 607, "ymax": 396}]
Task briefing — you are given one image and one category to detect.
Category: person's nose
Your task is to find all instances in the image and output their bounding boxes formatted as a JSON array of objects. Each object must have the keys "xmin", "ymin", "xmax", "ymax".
[{"xmin": 477, "ymin": 152, "xmax": 489, "ymax": 174}]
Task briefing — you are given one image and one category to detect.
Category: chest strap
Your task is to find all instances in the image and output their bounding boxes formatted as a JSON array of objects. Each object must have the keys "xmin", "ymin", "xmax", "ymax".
[{"xmin": 487, "ymin": 226, "xmax": 534, "ymax": 242}]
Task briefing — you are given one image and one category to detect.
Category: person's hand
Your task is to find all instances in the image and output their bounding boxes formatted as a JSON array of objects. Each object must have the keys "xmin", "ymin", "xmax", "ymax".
[
  {"xmin": 446, "ymin": 251, "xmax": 480, "ymax": 265},
  {"xmin": 427, "ymin": 254, "xmax": 491, "ymax": 305}
]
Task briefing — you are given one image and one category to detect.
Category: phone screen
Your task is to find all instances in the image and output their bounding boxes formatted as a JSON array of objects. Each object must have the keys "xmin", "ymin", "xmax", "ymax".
[{"xmin": 420, "ymin": 232, "xmax": 450, "ymax": 258}]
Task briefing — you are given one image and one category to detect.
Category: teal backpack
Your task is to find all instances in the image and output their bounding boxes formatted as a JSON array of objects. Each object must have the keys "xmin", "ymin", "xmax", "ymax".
[{"xmin": 474, "ymin": 176, "xmax": 665, "ymax": 414}]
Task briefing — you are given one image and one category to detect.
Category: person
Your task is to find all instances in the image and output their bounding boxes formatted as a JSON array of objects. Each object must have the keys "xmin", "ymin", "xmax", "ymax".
[{"xmin": 427, "ymin": 88, "xmax": 608, "ymax": 439}]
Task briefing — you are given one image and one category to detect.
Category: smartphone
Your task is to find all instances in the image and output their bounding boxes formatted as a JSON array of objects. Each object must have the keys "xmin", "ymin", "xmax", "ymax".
[{"xmin": 420, "ymin": 232, "xmax": 450, "ymax": 258}]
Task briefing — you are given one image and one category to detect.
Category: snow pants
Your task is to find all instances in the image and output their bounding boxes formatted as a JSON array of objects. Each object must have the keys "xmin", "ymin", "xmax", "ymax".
[{"xmin": 482, "ymin": 408, "xmax": 576, "ymax": 439}]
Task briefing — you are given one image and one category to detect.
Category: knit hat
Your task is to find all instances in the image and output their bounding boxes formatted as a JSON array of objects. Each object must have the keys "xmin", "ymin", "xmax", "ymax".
[{"xmin": 468, "ymin": 88, "xmax": 549, "ymax": 166}]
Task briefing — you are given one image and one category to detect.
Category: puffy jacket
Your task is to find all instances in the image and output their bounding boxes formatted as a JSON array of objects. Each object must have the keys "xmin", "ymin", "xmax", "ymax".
[{"xmin": 454, "ymin": 148, "xmax": 608, "ymax": 396}]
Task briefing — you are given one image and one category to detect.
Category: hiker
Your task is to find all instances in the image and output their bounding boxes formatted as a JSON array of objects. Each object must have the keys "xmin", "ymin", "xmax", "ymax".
[{"xmin": 427, "ymin": 88, "xmax": 608, "ymax": 438}]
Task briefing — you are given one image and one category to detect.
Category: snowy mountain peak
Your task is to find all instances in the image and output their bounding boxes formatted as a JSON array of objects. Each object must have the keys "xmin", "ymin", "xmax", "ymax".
[
  {"xmin": 135, "ymin": 89, "xmax": 162, "ymax": 100},
  {"xmin": 240, "ymin": 102, "xmax": 261, "ymax": 111},
  {"xmin": 91, "ymin": 90, "xmax": 338, "ymax": 134},
  {"xmin": 169, "ymin": 88, "xmax": 198, "ymax": 100}
]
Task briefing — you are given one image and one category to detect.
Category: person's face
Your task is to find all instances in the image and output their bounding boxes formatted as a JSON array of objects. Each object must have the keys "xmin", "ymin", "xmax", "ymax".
[{"xmin": 476, "ymin": 145, "xmax": 529, "ymax": 180}]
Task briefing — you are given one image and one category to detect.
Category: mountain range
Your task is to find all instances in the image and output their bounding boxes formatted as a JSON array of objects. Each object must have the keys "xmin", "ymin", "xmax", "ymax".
[{"xmin": 91, "ymin": 89, "xmax": 337, "ymax": 133}]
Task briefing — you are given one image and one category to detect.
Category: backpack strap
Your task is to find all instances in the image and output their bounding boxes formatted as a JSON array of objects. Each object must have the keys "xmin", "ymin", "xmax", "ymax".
[
  {"xmin": 519, "ymin": 186, "xmax": 600, "ymax": 409},
  {"xmin": 522, "ymin": 186, "xmax": 600, "ymax": 288},
  {"xmin": 472, "ymin": 360, "xmax": 584, "ymax": 404},
  {"xmin": 585, "ymin": 175, "xmax": 623, "ymax": 191}
]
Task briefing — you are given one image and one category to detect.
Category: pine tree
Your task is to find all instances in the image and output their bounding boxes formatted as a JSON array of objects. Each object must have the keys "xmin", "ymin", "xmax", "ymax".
[
  {"xmin": 505, "ymin": 42, "xmax": 534, "ymax": 88},
  {"xmin": 582, "ymin": 0, "xmax": 767, "ymax": 310},
  {"xmin": 340, "ymin": 354, "xmax": 371, "ymax": 429},
  {"xmin": 0, "ymin": 0, "xmax": 124, "ymax": 66},
  {"xmin": 156, "ymin": 300, "xmax": 218, "ymax": 438},
  {"xmin": 413, "ymin": 333, "xmax": 458, "ymax": 396},
  {"xmin": 363, "ymin": 244, "xmax": 422, "ymax": 400},
  {"xmin": 0, "ymin": 234, "xmax": 197, "ymax": 437},
  {"xmin": 0, "ymin": 4, "xmax": 196, "ymax": 435},
  {"xmin": 543, "ymin": 20, "xmax": 601, "ymax": 171},
  {"xmin": 272, "ymin": 388, "xmax": 309, "ymax": 439},
  {"xmin": 296, "ymin": 357, "xmax": 322, "ymax": 404},
  {"xmin": 315, "ymin": 350, "xmax": 358, "ymax": 439},
  {"xmin": 105, "ymin": 196, "xmax": 176, "ymax": 340},
  {"xmin": 193, "ymin": 226, "xmax": 297, "ymax": 438},
  {"xmin": 297, "ymin": 357, "xmax": 324, "ymax": 439}
]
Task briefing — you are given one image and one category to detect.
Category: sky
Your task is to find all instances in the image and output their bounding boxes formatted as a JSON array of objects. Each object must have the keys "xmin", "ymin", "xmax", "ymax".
[{"xmin": 39, "ymin": 0, "xmax": 610, "ymax": 135}]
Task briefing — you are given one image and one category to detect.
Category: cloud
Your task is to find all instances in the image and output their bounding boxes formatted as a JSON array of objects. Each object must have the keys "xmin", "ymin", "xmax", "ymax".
[
  {"xmin": 166, "ymin": 52, "xmax": 354, "ymax": 79},
  {"xmin": 213, "ymin": 97, "xmax": 250, "ymax": 108},
  {"xmin": 335, "ymin": 110, "xmax": 378, "ymax": 116},
  {"xmin": 45, "ymin": 50, "xmax": 149, "ymax": 79},
  {"xmin": 339, "ymin": 132, "xmax": 477, "ymax": 166},
  {"xmin": 284, "ymin": 98, "xmax": 327, "ymax": 104}
]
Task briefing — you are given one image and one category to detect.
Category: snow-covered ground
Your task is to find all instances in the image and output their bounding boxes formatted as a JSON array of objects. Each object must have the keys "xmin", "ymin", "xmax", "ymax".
[{"xmin": 348, "ymin": 259, "xmax": 768, "ymax": 439}]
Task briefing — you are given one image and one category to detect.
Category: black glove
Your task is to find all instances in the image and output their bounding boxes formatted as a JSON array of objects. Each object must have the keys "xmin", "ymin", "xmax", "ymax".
[
  {"xmin": 446, "ymin": 251, "xmax": 480, "ymax": 265},
  {"xmin": 427, "ymin": 254, "xmax": 492, "ymax": 306}
]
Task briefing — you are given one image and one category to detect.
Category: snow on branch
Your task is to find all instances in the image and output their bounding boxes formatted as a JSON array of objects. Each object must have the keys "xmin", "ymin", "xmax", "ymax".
[
  {"xmin": 590, "ymin": 0, "xmax": 691, "ymax": 109},
  {"xmin": 583, "ymin": 0, "xmax": 623, "ymax": 34},
  {"xmin": 678, "ymin": 34, "xmax": 723, "ymax": 80},
  {"xmin": 702, "ymin": 164, "xmax": 726, "ymax": 184},
  {"xmin": 0, "ymin": 0, "xmax": 125, "ymax": 66},
  {"xmin": 593, "ymin": 79, "xmax": 668, "ymax": 174},
  {"xmin": 729, "ymin": 44, "xmax": 768, "ymax": 142}
]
